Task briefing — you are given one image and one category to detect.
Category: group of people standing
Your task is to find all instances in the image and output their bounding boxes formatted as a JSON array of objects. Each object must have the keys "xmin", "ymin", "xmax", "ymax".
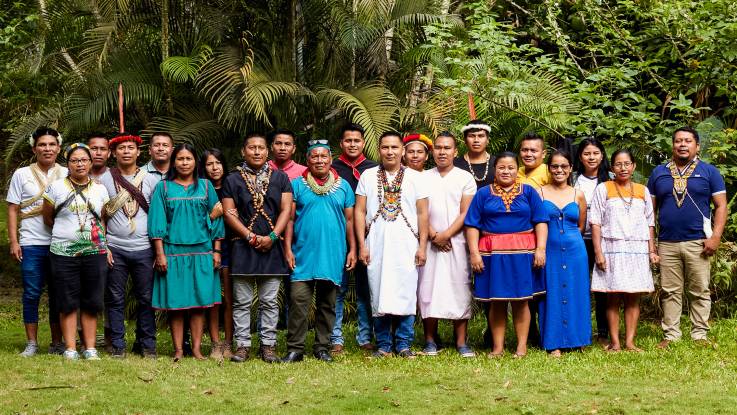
[{"xmin": 8, "ymin": 120, "xmax": 726, "ymax": 362}]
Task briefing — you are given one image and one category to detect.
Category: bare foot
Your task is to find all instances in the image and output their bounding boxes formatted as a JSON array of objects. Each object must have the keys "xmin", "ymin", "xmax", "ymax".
[
  {"xmin": 512, "ymin": 352, "xmax": 526, "ymax": 359},
  {"xmin": 624, "ymin": 345, "xmax": 643, "ymax": 353},
  {"xmin": 487, "ymin": 350, "xmax": 504, "ymax": 358},
  {"xmin": 192, "ymin": 349, "xmax": 206, "ymax": 360},
  {"xmin": 549, "ymin": 349, "xmax": 562, "ymax": 358},
  {"xmin": 605, "ymin": 344, "xmax": 621, "ymax": 353},
  {"xmin": 597, "ymin": 336, "xmax": 609, "ymax": 347},
  {"xmin": 173, "ymin": 349, "xmax": 184, "ymax": 362}
]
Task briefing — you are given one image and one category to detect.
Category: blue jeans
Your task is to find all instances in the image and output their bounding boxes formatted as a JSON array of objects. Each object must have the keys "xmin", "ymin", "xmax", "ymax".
[
  {"xmin": 105, "ymin": 248, "xmax": 156, "ymax": 351},
  {"xmin": 21, "ymin": 245, "xmax": 58, "ymax": 324},
  {"xmin": 331, "ymin": 264, "xmax": 373, "ymax": 346},
  {"xmin": 374, "ymin": 315, "xmax": 415, "ymax": 353}
]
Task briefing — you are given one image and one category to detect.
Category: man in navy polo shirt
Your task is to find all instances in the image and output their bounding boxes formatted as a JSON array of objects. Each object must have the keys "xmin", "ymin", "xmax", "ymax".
[{"xmin": 647, "ymin": 126, "xmax": 727, "ymax": 348}]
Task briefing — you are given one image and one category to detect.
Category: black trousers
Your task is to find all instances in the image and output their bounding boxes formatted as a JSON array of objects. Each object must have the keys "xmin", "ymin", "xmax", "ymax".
[
  {"xmin": 286, "ymin": 280, "xmax": 337, "ymax": 354},
  {"xmin": 585, "ymin": 239, "xmax": 608, "ymax": 337}
]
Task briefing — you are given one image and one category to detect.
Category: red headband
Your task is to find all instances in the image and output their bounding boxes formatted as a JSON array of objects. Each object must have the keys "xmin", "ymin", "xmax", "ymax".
[
  {"xmin": 403, "ymin": 133, "xmax": 433, "ymax": 151},
  {"xmin": 109, "ymin": 134, "xmax": 142, "ymax": 148}
]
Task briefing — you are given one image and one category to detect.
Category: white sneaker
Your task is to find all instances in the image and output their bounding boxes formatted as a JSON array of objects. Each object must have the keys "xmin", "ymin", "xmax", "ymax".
[
  {"xmin": 82, "ymin": 348, "xmax": 101, "ymax": 360},
  {"xmin": 63, "ymin": 349, "xmax": 79, "ymax": 360},
  {"xmin": 20, "ymin": 342, "xmax": 39, "ymax": 357}
]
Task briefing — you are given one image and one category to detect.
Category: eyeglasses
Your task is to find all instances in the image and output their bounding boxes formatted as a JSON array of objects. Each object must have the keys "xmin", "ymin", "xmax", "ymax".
[
  {"xmin": 612, "ymin": 162, "xmax": 634, "ymax": 169},
  {"xmin": 549, "ymin": 164, "xmax": 570, "ymax": 170},
  {"xmin": 68, "ymin": 158, "xmax": 91, "ymax": 165}
]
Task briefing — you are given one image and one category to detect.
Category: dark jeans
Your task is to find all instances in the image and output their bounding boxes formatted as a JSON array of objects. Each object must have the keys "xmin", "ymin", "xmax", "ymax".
[
  {"xmin": 287, "ymin": 280, "xmax": 337, "ymax": 354},
  {"xmin": 105, "ymin": 248, "xmax": 156, "ymax": 351},
  {"xmin": 585, "ymin": 239, "xmax": 608, "ymax": 337},
  {"xmin": 20, "ymin": 245, "xmax": 58, "ymax": 324},
  {"xmin": 374, "ymin": 314, "xmax": 415, "ymax": 353}
]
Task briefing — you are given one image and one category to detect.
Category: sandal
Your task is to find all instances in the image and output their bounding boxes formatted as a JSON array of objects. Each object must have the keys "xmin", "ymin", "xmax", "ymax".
[
  {"xmin": 487, "ymin": 351, "xmax": 504, "ymax": 359},
  {"xmin": 604, "ymin": 344, "xmax": 621, "ymax": 353}
]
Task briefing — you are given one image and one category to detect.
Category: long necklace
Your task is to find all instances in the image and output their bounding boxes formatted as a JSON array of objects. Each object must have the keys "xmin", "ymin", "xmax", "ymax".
[
  {"xmin": 613, "ymin": 181, "xmax": 634, "ymax": 213},
  {"xmin": 238, "ymin": 165, "xmax": 275, "ymax": 231},
  {"xmin": 68, "ymin": 178, "xmax": 91, "ymax": 232},
  {"xmin": 368, "ymin": 166, "xmax": 418, "ymax": 240},
  {"xmin": 668, "ymin": 159, "xmax": 698, "ymax": 208},
  {"xmin": 492, "ymin": 181, "xmax": 522, "ymax": 212},
  {"xmin": 464, "ymin": 153, "xmax": 490, "ymax": 182},
  {"xmin": 304, "ymin": 170, "xmax": 340, "ymax": 195}
]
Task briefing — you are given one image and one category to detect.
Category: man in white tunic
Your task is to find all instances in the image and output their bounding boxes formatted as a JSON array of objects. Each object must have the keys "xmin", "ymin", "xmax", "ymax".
[
  {"xmin": 355, "ymin": 132, "xmax": 429, "ymax": 358},
  {"xmin": 419, "ymin": 134, "xmax": 477, "ymax": 357}
]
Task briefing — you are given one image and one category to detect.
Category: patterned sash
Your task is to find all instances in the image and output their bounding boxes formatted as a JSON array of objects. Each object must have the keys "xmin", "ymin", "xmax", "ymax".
[{"xmin": 19, "ymin": 163, "xmax": 63, "ymax": 220}]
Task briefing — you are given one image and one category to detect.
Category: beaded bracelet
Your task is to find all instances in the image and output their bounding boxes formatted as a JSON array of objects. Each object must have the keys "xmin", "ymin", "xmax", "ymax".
[{"xmin": 269, "ymin": 231, "xmax": 279, "ymax": 242}]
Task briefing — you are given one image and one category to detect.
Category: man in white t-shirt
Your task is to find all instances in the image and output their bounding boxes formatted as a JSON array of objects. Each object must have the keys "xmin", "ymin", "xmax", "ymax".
[{"xmin": 6, "ymin": 128, "xmax": 67, "ymax": 357}]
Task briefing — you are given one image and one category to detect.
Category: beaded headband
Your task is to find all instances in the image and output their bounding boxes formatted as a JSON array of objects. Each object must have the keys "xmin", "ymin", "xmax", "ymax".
[
  {"xmin": 29, "ymin": 132, "xmax": 63, "ymax": 147},
  {"xmin": 460, "ymin": 123, "xmax": 491, "ymax": 134},
  {"xmin": 109, "ymin": 134, "xmax": 142, "ymax": 149},
  {"xmin": 64, "ymin": 143, "xmax": 91, "ymax": 160},
  {"xmin": 307, "ymin": 139, "xmax": 331, "ymax": 154},
  {"xmin": 403, "ymin": 133, "xmax": 433, "ymax": 151}
]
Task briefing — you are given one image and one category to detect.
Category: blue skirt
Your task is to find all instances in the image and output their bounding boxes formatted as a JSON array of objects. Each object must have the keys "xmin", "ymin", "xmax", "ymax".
[{"xmin": 473, "ymin": 232, "xmax": 545, "ymax": 301}]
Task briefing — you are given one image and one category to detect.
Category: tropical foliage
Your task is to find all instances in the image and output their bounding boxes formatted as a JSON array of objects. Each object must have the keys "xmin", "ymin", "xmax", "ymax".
[{"xmin": 1, "ymin": 0, "xmax": 736, "ymax": 307}]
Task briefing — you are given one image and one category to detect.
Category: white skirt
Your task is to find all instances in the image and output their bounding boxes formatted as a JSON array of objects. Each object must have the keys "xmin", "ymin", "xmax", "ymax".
[{"xmin": 591, "ymin": 238, "xmax": 654, "ymax": 293}]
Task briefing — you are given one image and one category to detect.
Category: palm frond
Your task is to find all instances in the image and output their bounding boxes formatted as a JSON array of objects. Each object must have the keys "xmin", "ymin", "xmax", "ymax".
[{"xmin": 317, "ymin": 83, "xmax": 399, "ymax": 159}]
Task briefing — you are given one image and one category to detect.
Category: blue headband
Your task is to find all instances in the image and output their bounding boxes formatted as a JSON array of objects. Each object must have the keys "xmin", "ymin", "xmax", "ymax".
[{"xmin": 307, "ymin": 139, "xmax": 331, "ymax": 154}]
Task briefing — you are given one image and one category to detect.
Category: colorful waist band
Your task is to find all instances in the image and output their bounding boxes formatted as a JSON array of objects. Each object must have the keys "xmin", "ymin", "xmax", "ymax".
[{"xmin": 479, "ymin": 230, "xmax": 535, "ymax": 254}]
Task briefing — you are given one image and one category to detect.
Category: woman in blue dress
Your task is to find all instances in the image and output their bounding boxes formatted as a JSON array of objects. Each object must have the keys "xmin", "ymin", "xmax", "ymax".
[
  {"xmin": 465, "ymin": 151, "xmax": 548, "ymax": 358},
  {"xmin": 149, "ymin": 144, "xmax": 224, "ymax": 361},
  {"xmin": 538, "ymin": 150, "xmax": 591, "ymax": 356}
]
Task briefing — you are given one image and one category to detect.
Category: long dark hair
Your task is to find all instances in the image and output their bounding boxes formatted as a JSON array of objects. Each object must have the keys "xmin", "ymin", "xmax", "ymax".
[
  {"xmin": 165, "ymin": 143, "xmax": 199, "ymax": 190},
  {"xmin": 574, "ymin": 137, "xmax": 610, "ymax": 183},
  {"xmin": 548, "ymin": 149, "xmax": 574, "ymax": 186},
  {"xmin": 199, "ymin": 148, "xmax": 228, "ymax": 185}
]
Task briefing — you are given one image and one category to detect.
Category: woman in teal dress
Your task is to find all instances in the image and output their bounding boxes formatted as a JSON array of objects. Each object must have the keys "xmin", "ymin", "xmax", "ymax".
[{"xmin": 148, "ymin": 143, "xmax": 224, "ymax": 361}]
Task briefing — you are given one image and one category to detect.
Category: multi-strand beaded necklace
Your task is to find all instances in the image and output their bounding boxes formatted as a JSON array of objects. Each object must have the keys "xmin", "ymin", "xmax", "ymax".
[{"xmin": 367, "ymin": 165, "xmax": 418, "ymax": 240}]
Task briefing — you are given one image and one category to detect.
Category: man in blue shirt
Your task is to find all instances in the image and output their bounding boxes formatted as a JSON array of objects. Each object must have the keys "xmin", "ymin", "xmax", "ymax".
[{"xmin": 647, "ymin": 126, "xmax": 727, "ymax": 348}]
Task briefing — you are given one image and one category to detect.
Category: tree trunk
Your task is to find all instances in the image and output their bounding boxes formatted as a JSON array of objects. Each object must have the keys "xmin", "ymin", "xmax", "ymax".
[{"xmin": 161, "ymin": 0, "xmax": 174, "ymax": 115}]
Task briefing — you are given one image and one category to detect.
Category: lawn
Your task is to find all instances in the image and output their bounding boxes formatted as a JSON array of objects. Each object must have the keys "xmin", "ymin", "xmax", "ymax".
[{"xmin": 1, "ymin": 286, "xmax": 736, "ymax": 415}]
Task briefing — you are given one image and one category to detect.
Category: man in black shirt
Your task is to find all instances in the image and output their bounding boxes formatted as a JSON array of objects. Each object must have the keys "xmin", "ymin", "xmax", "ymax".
[
  {"xmin": 453, "ymin": 120, "xmax": 494, "ymax": 189},
  {"xmin": 331, "ymin": 123, "xmax": 378, "ymax": 353}
]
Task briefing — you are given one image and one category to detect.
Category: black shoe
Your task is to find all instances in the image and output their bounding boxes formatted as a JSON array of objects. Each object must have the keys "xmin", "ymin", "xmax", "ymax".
[
  {"xmin": 281, "ymin": 352, "xmax": 304, "ymax": 363},
  {"xmin": 131, "ymin": 341, "xmax": 143, "ymax": 356},
  {"xmin": 110, "ymin": 347, "xmax": 126, "ymax": 359},
  {"xmin": 183, "ymin": 340, "xmax": 193, "ymax": 357},
  {"xmin": 314, "ymin": 350, "xmax": 333, "ymax": 362}
]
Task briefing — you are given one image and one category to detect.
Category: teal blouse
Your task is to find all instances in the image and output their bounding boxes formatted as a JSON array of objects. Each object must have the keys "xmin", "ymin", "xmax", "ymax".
[{"xmin": 148, "ymin": 179, "xmax": 224, "ymax": 244}]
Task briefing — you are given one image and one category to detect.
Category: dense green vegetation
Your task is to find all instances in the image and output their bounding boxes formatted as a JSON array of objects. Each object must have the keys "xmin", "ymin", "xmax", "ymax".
[{"xmin": 1, "ymin": 0, "xmax": 735, "ymax": 314}]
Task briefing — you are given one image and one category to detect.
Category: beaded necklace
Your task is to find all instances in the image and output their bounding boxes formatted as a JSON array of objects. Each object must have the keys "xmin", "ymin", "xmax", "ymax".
[
  {"xmin": 464, "ymin": 153, "xmax": 490, "ymax": 182},
  {"xmin": 613, "ymin": 181, "xmax": 634, "ymax": 213},
  {"xmin": 668, "ymin": 158, "xmax": 698, "ymax": 208},
  {"xmin": 238, "ymin": 165, "xmax": 275, "ymax": 231},
  {"xmin": 304, "ymin": 170, "xmax": 341, "ymax": 195},
  {"xmin": 367, "ymin": 165, "xmax": 418, "ymax": 240},
  {"xmin": 67, "ymin": 178, "xmax": 92, "ymax": 232},
  {"xmin": 492, "ymin": 181, "xmax": 522, "ymax": 212}
]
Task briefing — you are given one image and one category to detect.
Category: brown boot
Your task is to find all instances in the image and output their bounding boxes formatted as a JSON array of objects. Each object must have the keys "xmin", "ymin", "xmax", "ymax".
[
  {"xmin": 656, "ymin": 339, "xmax": 671, "ymax": 350},
  {"xmin": 209, "ymin": 341, "xmax": 223, "ymax": 360},
  {"xmin": 260, "ymin": 345, "xmax": 279, "ymax": 363},
  {"xmin": 331, "ymin": 344, "xmax": 344, "ymax": 354},
  {"xmin": 231, "ymin": 346, "xmax": 250, "ymax": 363}
]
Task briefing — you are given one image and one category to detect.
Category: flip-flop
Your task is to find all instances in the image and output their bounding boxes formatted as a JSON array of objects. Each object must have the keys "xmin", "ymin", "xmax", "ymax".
[
  {"xmin": 512, "ymin": 352, "xmax": 526, "ymax": 359},
  {"xmin": 604, "ymin": 344, "xmax": 621, "ymax": 353},
  {"xmin": 487, "ymin": 351, "xmax": 504, "ymax": 359},
  {"xmin": 625, "ymin": 346, "xmax": 643, "ymax": 353}
]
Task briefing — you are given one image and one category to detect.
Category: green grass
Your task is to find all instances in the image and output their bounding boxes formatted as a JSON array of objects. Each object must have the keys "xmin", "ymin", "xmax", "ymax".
[{"xmin": 1, "ymin": 289, "xmax": 736, "ymax": 415}]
